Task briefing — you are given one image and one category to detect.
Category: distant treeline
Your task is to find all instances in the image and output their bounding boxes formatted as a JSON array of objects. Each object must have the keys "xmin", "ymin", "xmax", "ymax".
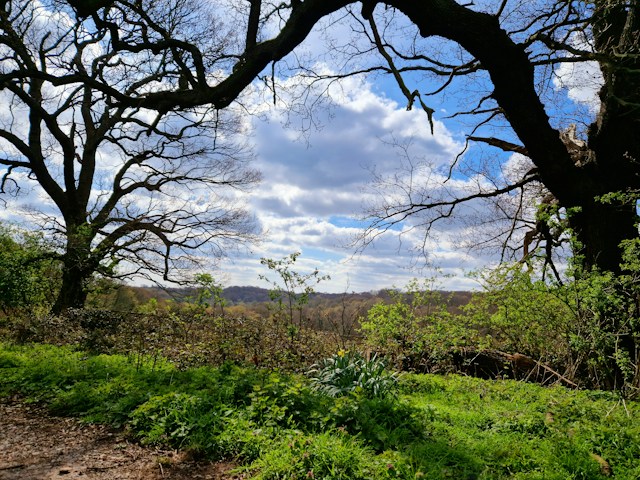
[{"xmin": 132, "ymin": 284, "xmax": 473, "ymax": 310}]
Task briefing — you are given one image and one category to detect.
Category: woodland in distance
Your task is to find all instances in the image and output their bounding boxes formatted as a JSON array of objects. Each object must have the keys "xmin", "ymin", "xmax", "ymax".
[{"xmin": 0, "ymin": 0, "xmax": 639, "ymax": 392}]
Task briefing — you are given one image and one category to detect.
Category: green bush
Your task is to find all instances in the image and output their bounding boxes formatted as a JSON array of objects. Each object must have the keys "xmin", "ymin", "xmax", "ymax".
[
  {"xmin": 130, "ymin": 393, "xmax": 224, "ymax": 447},
  {"xmin": 360, "ymin": 279, "xmax": 471, "ymax": 372},
  {"xmin": 325, "ymin": 395, "xmax": 433, "ymax": 453},
  {"xmin": 307, "ymin": 351, "xmax": 399, "ymax": 398},
  {"xmin": 247, "ymin": 432, "xmax": 392, "ymax": 480},
  {"xmin": 466, "ymin": 257, "xmax": 640, "ymax": 392},
  {"xmin": 247, "ymin": 374, "xmax": 325, "ymax": 430},
  {"xmin": 0, "ymin": 225, "xmax": 60, "ymax": 315},
  {"xmin": 464, "ymin": 264, "xmax": 575, "ymax": 367}
]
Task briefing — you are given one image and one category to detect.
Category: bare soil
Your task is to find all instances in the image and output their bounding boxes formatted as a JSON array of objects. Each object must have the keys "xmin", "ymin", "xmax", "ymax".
[{"xmin": 0, "ymin": 397, "xmax": 246, "ymax": 480}]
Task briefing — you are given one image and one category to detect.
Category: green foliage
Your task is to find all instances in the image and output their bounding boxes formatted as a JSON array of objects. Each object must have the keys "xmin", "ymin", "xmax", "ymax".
[
  {"xmin": 259, "ymin": 252, "xmax": 330, "ymax": 328},
  {"xmin": 247, "ymin": 432, "xmax": 392, "ymax": 480},
  {"xmin": 458, "ymin": 257, "xmax": 640, "ymax": 393},
  {"xmin": 191, "ymin": 273, "xmax": 226, "ymax": 316},
  {"xmin": 360, "ymin": 279, "xmax": 467, "ymax": 370},
  {"xmin": 3, "ymin": 300, "xmax": 339, "ymax": 372},
  {"xmin": 360, "ymin": 298, "xmax": 418, "ymax": 357},
  {"xmin": 559, "ymin": 255, "xmax": 640, "ymax": 392},
  {"xmin": 324, "ymin": 394, "xmax": 433, "ymax": 453},
  {"xmin": 307, "ymin": 351, "xmax": 399, "ymax": 398},
  {"xmin": 247, "ymin": 374, "xmax": 325, "ymax": 430},
  {"xmin": 1, "ymin": 344, "xmax": 639, "ymax": 479},
  {"xmin": 130, "ymin": 392, "xmax": 229, "ymax": 449},
  {"xmin": 0, "ymin": 224, "xmax": 60, "ymax": 315},
  {"xmin": 465, "ymin": 264, "xmax": 574, "ymax": 362},
  {"xmin": 397, "ymin": 373, "xmax": 638, "ymax": 480},
  {"xmin": 85, "ymin": 278, "xmax": 140, "ymax": 312}
]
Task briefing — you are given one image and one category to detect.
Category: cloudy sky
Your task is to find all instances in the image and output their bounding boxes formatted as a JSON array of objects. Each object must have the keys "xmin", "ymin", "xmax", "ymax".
[
  {"xmin": 217, "ymin": 76, "xmax": 482, "ymax": 293},
  {"xmin": 212, "ymin": 60, "xmax": 601, "ymax": 294},
  {"xmin": 210, "ymin": 13, "xmax": 603, "ymax": 294},
  {"xmin": 0, "ymin": 5, "xmax": 602, "ymax": 294}
]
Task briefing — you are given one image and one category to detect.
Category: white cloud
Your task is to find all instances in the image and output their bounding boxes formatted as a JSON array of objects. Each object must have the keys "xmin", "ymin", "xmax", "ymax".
[
  {"xmin": 212, "ymin": 71, "xmax": 500, "ymax": 292},
  {"xmin": 554, "ymin": 61, "xmax": 603, "ymax": 112},
  {"xmin": 553, "ymin": 34, "xmax": 603, "ymax": 113}
]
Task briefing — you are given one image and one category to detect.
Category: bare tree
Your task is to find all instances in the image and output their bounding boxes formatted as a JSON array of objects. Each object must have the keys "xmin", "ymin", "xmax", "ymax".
[
  {"xmin": 5, "ymin": 0, "xmax": 637, "ymax": 380},
  {"xmin": 0, "ymin": 0, "xmax": 260, "ymax": 313},
  {"xmin": 43, "ymin": 0, "xmax": 638, "ymax": 277},
  {"xmin": 359, "ymin": 139, "xmax": 568, "ymax": 280}
]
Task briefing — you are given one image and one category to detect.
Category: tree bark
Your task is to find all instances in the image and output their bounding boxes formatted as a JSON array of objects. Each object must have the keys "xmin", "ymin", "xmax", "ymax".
[
  {"xmin": 51, "ymin": 224, "xmax": 94, "ymax": 315},
  {"xmin": 570, "ymin": 200, "xmax": 638, "ymax": 274},
  {"xmin": 579, "ymin": 0, "xmax": 640, "ymax": 273},
  {"xmin": 51, "ymin": 264, "xmax": 90, "ymax": 314}
]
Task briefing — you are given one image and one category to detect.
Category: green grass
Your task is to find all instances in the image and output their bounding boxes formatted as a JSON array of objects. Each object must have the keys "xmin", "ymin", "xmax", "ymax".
[{"xmin": 1, "ymin": 342, "xmax": 639, "ymax": 479}]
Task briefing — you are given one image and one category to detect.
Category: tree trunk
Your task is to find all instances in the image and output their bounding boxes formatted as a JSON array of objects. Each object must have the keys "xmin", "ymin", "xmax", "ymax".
[
  {"xmin": 51, "ymin": 266, "xmax": 90, "ymax": 315},
  {"xmin": 581, "ymin": 0, "xmax": 640, "ymax": 274},
  {"xmin": 569, "ymin": 200, "xmax": 638, "ymax": 274},
  {"xmin": 51, "ymin": 225, "xmax": 94, "ymax": 315}
]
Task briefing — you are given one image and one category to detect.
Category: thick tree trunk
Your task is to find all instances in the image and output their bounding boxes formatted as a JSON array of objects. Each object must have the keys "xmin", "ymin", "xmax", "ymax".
[
  {"xmin": 51, "ymin": 225, "xmax": 94, "ymax": 315},
  {"xmin": 51, "ymin": 266, "xmax": 90, "ymax": 315},
  {"xmin": 581, "ymin": 0, "xmax": 640, "ymax": 273},
  {"xmin": 569, "ymin": 200, "xmax": 638, "ymax": 274}
]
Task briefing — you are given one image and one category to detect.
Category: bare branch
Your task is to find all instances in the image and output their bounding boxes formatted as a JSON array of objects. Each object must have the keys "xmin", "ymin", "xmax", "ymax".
[
  {"xmin": 467, "ymin": 136, "xmax": 529, "ymax": 156},
  {"xmin": 367, "ymin": 14, "xmax": 435, "ymax": 133}
]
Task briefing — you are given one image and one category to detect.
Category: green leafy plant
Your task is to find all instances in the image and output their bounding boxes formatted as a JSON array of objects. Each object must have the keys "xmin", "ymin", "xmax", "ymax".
[
  {"xmin": 191, "ymin": 273, "xmax": 226, "ymax": 316},
  {"xmin": 247, "ymin": 432, "xmax": 393, "ymax": 480},
  {"xmin": 0, "ymin": 224, "xmax": 60, "ymax": 316},
  {"xmin": 2, "ymin": 344, "xmax": 640, "ymax": 479},
  {"xmin": 259, "ymin": 252, "xmax": 330, "ymax": 329},
  {"xmin": 307, "ymin": 351, "xmax": 399, "ymax": 398},
  {"xmin": 465, "ymin": 264, "xmax": 574, "ymax": 363},
  {"xmin": 465, "ymin": 256, "xmax": 640, "ymax": 393},
  {"xmin": 325, "ymin": 394, "xmax": 433, "ymax": 453},
  {"xmin": 246, "ymin": 373, "xmax": 325, "ymax": 430},
  {"xmin": 359, "ymin": 278, "xmax": 464, "ymax": 371}
]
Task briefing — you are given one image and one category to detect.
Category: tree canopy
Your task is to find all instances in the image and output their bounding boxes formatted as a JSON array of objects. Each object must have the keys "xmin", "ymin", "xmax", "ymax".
[
  {"xmin": 0, "ymin": 0, "xmax": 260, "ymax": 312},
  {"xmin": 1, "ymin": 0, "xmax": 639, "ymax": 302},
  {"xmin": 41, "ymin": 0, "xmax": 637, "ymax": 274}
]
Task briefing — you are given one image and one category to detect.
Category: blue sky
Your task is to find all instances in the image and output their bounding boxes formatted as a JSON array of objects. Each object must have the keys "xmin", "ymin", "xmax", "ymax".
[
  {"xmin": 210, "ymin": 12, "xmax": 602, "ymax": 294},
  {"xmin": 0, "ymin": 4, "xmax": 601, "ymax": 294}
]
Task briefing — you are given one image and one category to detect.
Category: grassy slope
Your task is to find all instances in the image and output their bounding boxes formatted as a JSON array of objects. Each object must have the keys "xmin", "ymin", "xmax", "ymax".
[{"xmin": 1, "ymin": 343, "xmax": 638, "ymax": 479}]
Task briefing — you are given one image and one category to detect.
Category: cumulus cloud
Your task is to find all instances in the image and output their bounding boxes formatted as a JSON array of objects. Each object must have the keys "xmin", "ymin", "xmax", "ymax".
[
  {"xmin": 552, "ymin": 34, "xmax": 603, "ymax": 113},
  {"xmin": 213, "ymin": 71, "xmax": 498, "ymax": 292},
  {"xmin": 554, "ymin": 61, "xmax": 603, "ymax": 112}
]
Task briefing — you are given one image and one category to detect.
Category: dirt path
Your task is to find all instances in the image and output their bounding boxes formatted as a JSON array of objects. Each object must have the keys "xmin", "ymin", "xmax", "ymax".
[{"xmin": 0, "ymin": 398, "xmax": 246, "ymax": 480}]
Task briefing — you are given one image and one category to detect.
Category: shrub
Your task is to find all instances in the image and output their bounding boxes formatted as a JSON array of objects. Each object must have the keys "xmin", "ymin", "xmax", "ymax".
[
  {"xmin": 359, "ymin": 279, "xmax": 468, "ymax": 372},
  {"xmin": 307, "ymin": 351, "xmax": 399, "ymax": 398},
  {"xmin": 464, "ymin": 264, "xmax": 575, "ymax": 367},
  {"xmin": 325, "ymin": 395, "xmax": 433, "ymax": 453},
  {"xmin": 467, "ymin": 258, "xmax": 640, "ymax": 392},
  {"xmin": 247, "ymin": 374, "xmax": 325, "ymax": 430},
  {"xmin": 247, "ymin": 432, "xmax": 391, "ymax": 480},
  {"xmin": 0, "ymin": 224, "xmax": 60, "ymax": 315}
]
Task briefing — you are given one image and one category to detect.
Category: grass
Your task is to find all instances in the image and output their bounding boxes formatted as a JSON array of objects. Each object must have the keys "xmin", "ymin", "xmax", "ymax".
[{"xmin": 1, "ymin": 342, "xmax": 639, "ymax": 479}]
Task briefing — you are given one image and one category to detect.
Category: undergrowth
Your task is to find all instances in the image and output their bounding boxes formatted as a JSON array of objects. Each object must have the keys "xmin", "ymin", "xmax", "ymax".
[{"xmin": 1, "ymin": 343, "xmax": 639, "ymax": 479}]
